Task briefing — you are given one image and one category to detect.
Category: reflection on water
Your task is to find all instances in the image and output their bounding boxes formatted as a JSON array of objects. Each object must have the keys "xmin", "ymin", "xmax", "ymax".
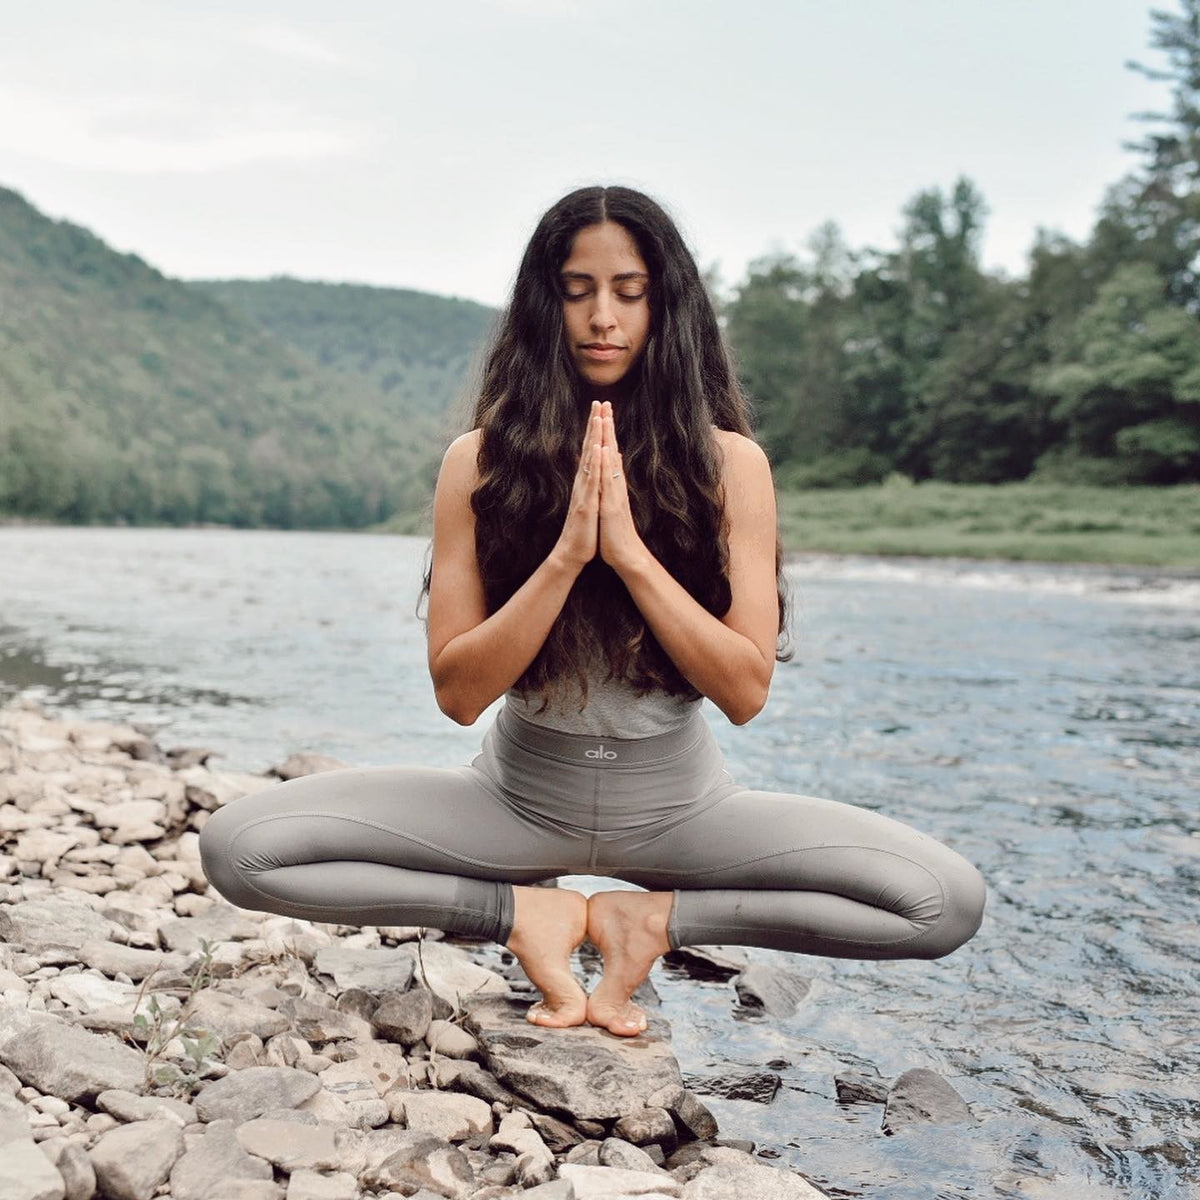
[{"xmin": 1, "ymin": 527, "xmax": 1198, "ymax": 1198}]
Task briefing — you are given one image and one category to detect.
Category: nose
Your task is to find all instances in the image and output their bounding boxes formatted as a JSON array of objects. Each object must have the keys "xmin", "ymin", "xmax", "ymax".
[{"xmin": 589, "ymin": 289, "xmax": 617, "ymax": 333}]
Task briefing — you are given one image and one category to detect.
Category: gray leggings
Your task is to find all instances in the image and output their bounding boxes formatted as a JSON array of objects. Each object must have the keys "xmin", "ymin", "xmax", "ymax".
[{"xmin": 199, "ymin": 704, "xmax": 985, "ymax": 959}]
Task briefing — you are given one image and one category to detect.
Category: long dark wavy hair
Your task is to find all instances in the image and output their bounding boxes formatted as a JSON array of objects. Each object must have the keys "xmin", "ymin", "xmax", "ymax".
[{"xmin": 422, "ymin": 185, "xmax": 791, "ymax": 712}]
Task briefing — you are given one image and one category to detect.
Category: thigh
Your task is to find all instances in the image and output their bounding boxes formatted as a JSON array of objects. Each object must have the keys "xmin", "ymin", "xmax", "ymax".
[
  {"xmin": 615, "ymin": 785, "xmax": 968, "ymax": 904},
  {"xmin": 200, "ymin": 762, "xmax": 588, "ymax": 883}
]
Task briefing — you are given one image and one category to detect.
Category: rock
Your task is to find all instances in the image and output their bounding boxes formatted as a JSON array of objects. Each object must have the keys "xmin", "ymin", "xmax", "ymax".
[
  {"xmin": 235, "ymin": 1118, "xmax": 342, "ymax": 1171},
  {"xmin": 334, "ymin": 987, "xmax": 379, "ymax": 1022},
  {"xmin": 168, "ymin": 1118, "xmax": 275, "ymax": 1200},
  {"xmin": 732, "ymin": 966, "xmax": 811, "ymax": 1018},
  {"xmin": 519, "ymin": 1182, "xmax": 576, "ymax": 1200},
  {"xmin": 188, "ymin": 991, "xmax": 292, "ymax": 1042},
  {"xmin": 613, "ymin": 1107, "xmax": 678, "ymax": 1148},
  {"xmin": 558, "ymin": 1163, "xmax": 683, "ymax": 1197},
  {"xmin": 361, "ymin": 1129, "xmax": 476, "ymax": 1197},
  {"xmin": 89, "ymin": 1119, "xmax": 184, "ymax": 1200},
  {"xmin": 272, "ymin": 753, "xmax": 350, "ymax": 780},
  {"xmin": 397, "ymin": 941, "xmax": 507, "ymax": 1010},
  {"xmin": 284, "ymin": 1168, "xmax": 359, "ymax": 1200},
  {"xmin": 97, "ymin": 1089, "xmax": 197, "ymax": 1127},
  {"xmin": 600, "ymin": 1136, "xmax": 670, "ymax": 1174},
  {"xmin": 425, "ymin": 1018, "xmax": 479, "ymax": 1059},
  {"xmin": 76, "ymin": 940, "xmax": 187, "ymax": 982},
  {"xmin": 157, "ymin": 907, "xmax": 262, "ymax": 953},
  {"xmin": 194, "ymin": 1066, "xmax": 322, "ymax": 1123},
  {"xmin": 0, "ymin": 1091, "xmax": 66, "ymax": 1200},
  {"xmin": 463, "ymin": 994, "xmax": 683, "ymax": 1122},
  {"xmin": 834, "ymin": 1072, "xmax": 889, "ymax": 1105},
  {"xmin": 371, "ymin": 987, "xmax": 432, "ymax": 1044},
  {"xmin": 0, "ymin": 897, "xmax": 126, "ymax": 955},
  {"xmin": 680, "ymin": 1156, "xmax": 827, "ymax": 1199},
  {"xmin": 47, "ymin": 973, "xmax": 139, "ymax": 1014},
  {"xmin": 0, "ymin": 1011, "xmax": 146, "ymax": 1102},
  {"xmin": 313, "ymin": 945, "xmax": 417, "ymax": 995},
  {"xmin": 392, "ymin": 1090, "xmax": 494, "ymax": 1142},
  {"xmin": 343, "ymin": 1041, "xmax": 412, "ymax": 1097},
  {"xmin": 54, "ymin": 1142, "xmax": 96, "ymax": 1200},
  {"xmin": 662, "ymin": 946, "xmax": 749, "ymax": 981},
  {"xmin": 882, "ymin": 1068, "xmax": 972, "ymax": 1133},
  {"xmin": 528, "ymin": 1110, "xmax": 583, "ymax": 1152},
  {"xmin": 284, "ymin": 997, "xmax": 372, "ymax": 1044},
  {"xmin": 682, "ymin": 1070, "xmax": 781, "ymax": 1104},
  {"xmin": 437, "ymin": 1060, "xmax": 517, "ymax": 1107},
  {"xmin": 646, "ymin": 1086, "xmax": 719, "ymax": 1143}
]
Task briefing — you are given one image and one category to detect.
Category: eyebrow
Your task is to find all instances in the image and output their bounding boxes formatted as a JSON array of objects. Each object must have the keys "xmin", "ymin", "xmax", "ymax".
[{"xmin": 560, "ymin": 270, "xmax": 650, "ymax": 282}]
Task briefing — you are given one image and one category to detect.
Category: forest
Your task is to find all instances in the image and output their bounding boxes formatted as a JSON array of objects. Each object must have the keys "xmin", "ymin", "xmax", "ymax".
[{"xmin": 0, "ymin": 2, "xmax": 1196, "ymax": 532}]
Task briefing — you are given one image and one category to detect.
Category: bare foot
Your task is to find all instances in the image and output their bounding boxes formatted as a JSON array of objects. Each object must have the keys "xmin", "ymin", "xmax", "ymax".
[
  {"xmin": 506, "ymin": 886, "xmax": 589, "ymax": 1028},
  {"xmin": 585, "ymin": 890, "xmax": 672, "ymax": 1037}
]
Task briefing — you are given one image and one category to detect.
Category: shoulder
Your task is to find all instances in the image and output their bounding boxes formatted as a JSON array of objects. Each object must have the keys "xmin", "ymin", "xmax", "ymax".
[
  {"xmin": 437, "ymin": 429, "xmax": 482, "ymax": 491},
  {"xmin": 712, "ymin": 428, "xmax": 771, "ymax": 480}
]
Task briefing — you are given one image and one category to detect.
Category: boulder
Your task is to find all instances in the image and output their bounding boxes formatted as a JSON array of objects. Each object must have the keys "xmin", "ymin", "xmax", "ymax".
[
  {"xmin": 168, "ymin": 1118, "xmax": 275, "ymax": 1200},
  {"xmin": 881, "ymin": 1068, "xmax": 972, "ymax": 1133},
  {"xmin": 194, "ymin": 1066, "xmax": 321, "ymax": 1124},
  {"xmin": 89, "ymin": 1118, "xmax": 184, "ymax": 1200},
  {"xmin": 732, "ymin": 965, "xmax": 811, "ymax": 1018},
  {"xmin": 0, "ymin": 1011, "xmax": 145, "ymax": 1102}
]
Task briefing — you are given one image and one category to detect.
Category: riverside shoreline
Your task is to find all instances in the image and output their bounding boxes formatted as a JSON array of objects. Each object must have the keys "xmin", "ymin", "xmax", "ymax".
[{"xmin": 0, "ymin": 696, "xmax": 979, "ymax": 1200}]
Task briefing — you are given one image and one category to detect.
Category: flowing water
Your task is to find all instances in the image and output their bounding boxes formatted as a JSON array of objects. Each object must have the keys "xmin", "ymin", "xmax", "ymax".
[{"xmin": 1, "ymin": 526, "xmax": 1197, "ymax": 1199}]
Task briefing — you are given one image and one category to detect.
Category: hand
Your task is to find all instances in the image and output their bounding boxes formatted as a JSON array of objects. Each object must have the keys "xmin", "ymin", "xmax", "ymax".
[
  {"xmin": 598, "ymin": 401, "xmax": 649, "ymax": 574},
  {"xmin": 552, "ymin": 400, "xmax": 602, "ymax": 571}
]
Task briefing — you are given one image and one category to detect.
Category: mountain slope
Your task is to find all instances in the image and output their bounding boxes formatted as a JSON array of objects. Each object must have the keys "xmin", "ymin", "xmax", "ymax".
[{"xmin": 0, "ymin": 185, "xmax": 482, "ymax": 528}]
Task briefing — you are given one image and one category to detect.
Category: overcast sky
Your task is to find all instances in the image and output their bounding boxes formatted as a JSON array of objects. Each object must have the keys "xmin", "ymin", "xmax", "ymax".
[{"xmin": 0, "ymin": 0, "xmax": 1169, "ymax": 307}]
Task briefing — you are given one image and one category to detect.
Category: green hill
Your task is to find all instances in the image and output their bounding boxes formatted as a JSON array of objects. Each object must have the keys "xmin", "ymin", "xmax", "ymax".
[
  {"xmin": 189, "ymin": 277, "xmax": 494, "ymax": 422},
  {"xmin": 0, "ymin": 185, "xmax": 493, "ymax": 529}
]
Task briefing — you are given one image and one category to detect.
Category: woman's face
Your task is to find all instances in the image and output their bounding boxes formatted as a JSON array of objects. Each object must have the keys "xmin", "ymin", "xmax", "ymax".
[{"xmin": 560, "ymin": 221, "xmax": 651, "ymax": 392}]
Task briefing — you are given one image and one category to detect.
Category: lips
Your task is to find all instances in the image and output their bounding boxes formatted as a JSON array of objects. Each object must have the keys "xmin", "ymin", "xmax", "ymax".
[{"xmin": 580, "ymin": 344, "xmax": 624, "ymax": 362}]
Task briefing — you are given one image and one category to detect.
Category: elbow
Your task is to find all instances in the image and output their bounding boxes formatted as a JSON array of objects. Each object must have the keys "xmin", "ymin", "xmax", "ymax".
[
  {"xmin": 435, "ymin": 688, "xmax": 481, "ymax": 727},
  {"xmin": 723, "ymin": 682, "xmax": 769, "ymax": 727}
]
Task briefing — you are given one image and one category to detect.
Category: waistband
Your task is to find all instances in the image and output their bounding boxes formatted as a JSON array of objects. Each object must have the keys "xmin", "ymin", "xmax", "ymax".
[{"xmin": 495, "ymin": 701, "xmax": 707, "ymax": 767}]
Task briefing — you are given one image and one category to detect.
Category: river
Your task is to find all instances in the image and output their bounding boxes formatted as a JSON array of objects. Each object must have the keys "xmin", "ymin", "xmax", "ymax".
[{"xmin": 1, "ymin": 526, "xmax": 1197, "ymax": 1199}]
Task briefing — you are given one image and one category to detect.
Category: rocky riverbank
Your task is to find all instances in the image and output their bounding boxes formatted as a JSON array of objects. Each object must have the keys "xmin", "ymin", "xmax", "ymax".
[{"xmin": 0, "ymin": 697, "xmax": 970, "ymax": 1200}]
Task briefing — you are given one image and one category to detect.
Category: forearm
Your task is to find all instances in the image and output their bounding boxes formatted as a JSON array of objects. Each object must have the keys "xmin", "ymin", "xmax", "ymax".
[
  {"xmin": 616, "ymin": 552, "xmax": 772, "ymax": 725},
  {"xmin": 431, "ymin": 551, "xmax": 583, "ymax": 724}
]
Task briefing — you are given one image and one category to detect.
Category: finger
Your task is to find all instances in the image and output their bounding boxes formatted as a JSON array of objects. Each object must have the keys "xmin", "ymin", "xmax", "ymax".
[
  {"xmin": 604, "ymin": 404, "xmax": 620, "ymax": 453},
  {"xmin": 580, "ymin": 400, "xmax": 601, "ymax": 461},
  {"xmin": 588, "ymin": 442, "xmax": 601, "ymax": 501}
]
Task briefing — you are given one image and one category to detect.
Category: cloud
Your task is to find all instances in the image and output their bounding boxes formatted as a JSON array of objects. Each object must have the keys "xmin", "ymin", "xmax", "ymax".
[
  {"xmin": 235, "ymin": 23, "xmax": 353, "ymax": 68},
  {"xmin": 0, "ymin": 84, "xmax": 370, "ymax": 174}
]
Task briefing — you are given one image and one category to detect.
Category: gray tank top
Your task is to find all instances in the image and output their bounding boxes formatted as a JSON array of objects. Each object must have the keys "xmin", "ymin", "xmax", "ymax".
[{"xmin": 504, "ymin": 664, "xmax": 702, "ymax": 739}]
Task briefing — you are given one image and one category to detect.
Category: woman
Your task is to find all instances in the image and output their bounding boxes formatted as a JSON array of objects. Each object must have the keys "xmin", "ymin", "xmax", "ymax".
[{"xmin": 199, "ymin": 186, "xmax": 985, "ymax": 1038}]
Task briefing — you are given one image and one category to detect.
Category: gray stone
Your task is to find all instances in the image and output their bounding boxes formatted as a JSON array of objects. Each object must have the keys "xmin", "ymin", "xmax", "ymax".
[
  {"xmin": 334, "ymin": 987, "xmax": 379, "ymax": 1022},
  {"xmin": 732, "ymin": 965, "xmax": 812, "ymax": 1018},
  {"xmin": 361, "ymin": 1129, "xmax": 475, "ymax": 1198},
  {"xmin": 188, "ymin": 990, "xmax": 291, "ymax": 1042},
  {"xmin": 371, "ymin": 987, "xmax": 432, "ymax": 1045},
  {"xmin": 834, "ymin": 1072, "xmax": 889, "ymax": 1105},
  {"xmin": 284, "ymin": 1168, "xmax": 359, "ymax": 1200},
  {"xmin": 613, "ymin": 1107, "xmax": 677, "ymax": 1148},
  {"xmin": 158, "ymin": 907, "xmax": 261, "ymax": 954},
  {"xmin": 682, "ymin": 1070, "xmax": 781, "ymax": 1104},
  {"xmin": 89, "ymin": 1119, "xmax": 184, "ymax": 1200},
  {"xmin": 680, "ymin": 1158, "xmax": 828, "ymax": 1199},
  {"xmin": 314, "ymin": 945, "xmax": 416, "ymax": 994},
  {"xmin": 519, "ymin": 1182, "xmax": 576, "ymax": 1200},
  {"xmin": 194, "ymin": 1066, "xmax": 321, "ymax": 1123},
  {"xmin": 0, "ymin": 1011, "xmax": 145, "ymax": 1102},
  {"xmin": 425, "ymin": 1018, "xmax": 478, "ymax": 1059},
  {"xmin": 284, "ymin": 996, "xmax": 372, "ymax": 1044},
  {"xmin": 463, "ymin": 994, "xmax": 683, "ymax": 1122},
  {"xmin": 558, "ymin": 1163, "xmax": 683, "ymax": 1197},
  {"xmin": 0, "ymin": 1091, "xmax": 66, "ymax": 1200},
  {"xmin": 272, "ymin": 753, "xmax": 350, "ymax": 780},
  {"xmin": 661, "ymin": 946, "xmax": 749, "ymax": 981},
  {"xmin": 235, "ymin": 1118, "xmax": 342, "ymax": 1171},
  {"xmin": 48, "ymin": 973, "xmax": 139, "ymax": 1014},
  {"xmin": 0, "ymin": 897, "xmax": 126, "ymax": 955},
  {"xmin": 528, "ymin": 1110, "xmax": 584, "ymax": 1152},
  {"xmin": 600, "ymin": 1136, "xmax": 669, "ymax": 1174},
  {"xmin": 882, "ymin": 1068, "xmax": 972, "ymax": 1133},
  {"xmin": 391, "ymin": 1091, "xmax": 493, "ymax": 1142},
  {"xmin": 55, "ymin": 1141, "xmax": 96, "ymax": 1200},
  {"xmin": 168, "ymin": 1118, "xmax": 275, "ymax": 1200},
  {"xmin": 397, "ymin": 941, "xmax": 507, "ymax": 1010},
  {"xmin": 343, "ymin": 1041, "xmax": 411, "ymax": 1097},
  {"xmin": 96, "ymin": 1088, "xmax": 197, "ymax": 1127}
]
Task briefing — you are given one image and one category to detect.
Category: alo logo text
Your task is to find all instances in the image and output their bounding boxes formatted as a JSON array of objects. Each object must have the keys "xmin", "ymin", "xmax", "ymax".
[{"xmin": 586, "ymin": 744, "xmax": 618, "ymax": 760}]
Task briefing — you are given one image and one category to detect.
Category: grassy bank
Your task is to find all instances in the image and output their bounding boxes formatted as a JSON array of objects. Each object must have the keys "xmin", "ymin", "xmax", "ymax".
[{"xmin": 776, "ymin": 481, "xmax": 1200, "ymax": 568}]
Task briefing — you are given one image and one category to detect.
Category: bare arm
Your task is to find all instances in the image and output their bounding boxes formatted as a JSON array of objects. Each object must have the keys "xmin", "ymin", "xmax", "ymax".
[
  {"xmin": 426, "ymin": 407, "xmax": 604, "ymax": 725},
  {"xmin": 599, "ymin": 412, "xmax": 780, "ymax": 725}
]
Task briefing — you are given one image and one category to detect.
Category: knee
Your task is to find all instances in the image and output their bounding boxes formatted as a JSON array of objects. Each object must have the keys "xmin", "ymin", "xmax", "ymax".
[
  {"xmin": 919, "ymin": 858, "xmax": 987, "ymax": 960},
  {"xmin": 197, "ymin": 804, "xmax": 259, "ymax": 911}
]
